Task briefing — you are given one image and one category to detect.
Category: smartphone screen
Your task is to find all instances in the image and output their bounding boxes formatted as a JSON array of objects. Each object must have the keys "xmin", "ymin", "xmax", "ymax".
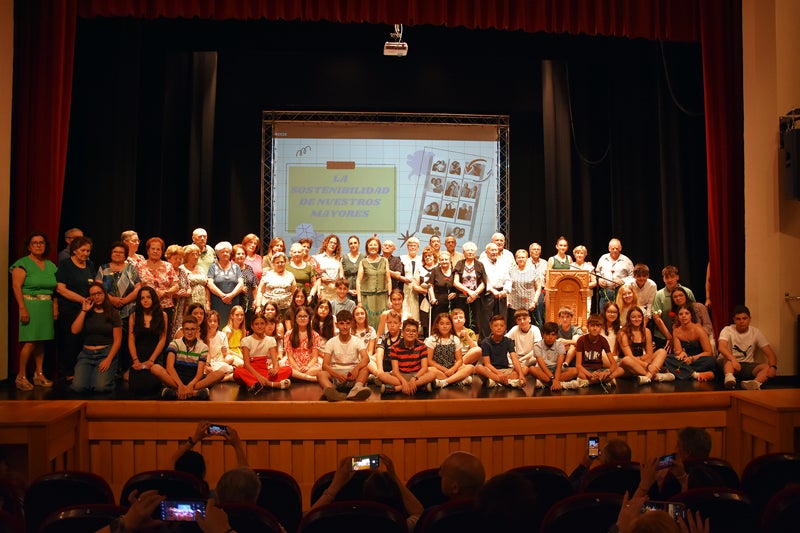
[
  {"xmin": 643, "ymin": 501, "xmax": 687, "ymax": 522},
  {"xmin": 351, "ymin": 454, "xmax": 381, "ymax": 471},
  {"xmin": 657, "ymin": 453, "xmax": 676, "ymax": 470},
  {"xmin": 588, "ymin": 436, "xmax": 600, "ymax": 458},
  {"xmin": 207, "ymin": 424, "xmax": 228, "ymax": 436},
  {"xmin": 160, "ymin": 500, "xmax": 206, "ymax": 521}
]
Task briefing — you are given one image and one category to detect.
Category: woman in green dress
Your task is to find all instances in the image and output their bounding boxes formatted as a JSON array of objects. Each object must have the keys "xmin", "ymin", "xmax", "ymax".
[
  {"xmin": 356, "ymin": 236, "xmax": 391, "ymax": 330},
  {"xmin": 10, "ymin": 232, "xmax": 58, "ymax": 390}
]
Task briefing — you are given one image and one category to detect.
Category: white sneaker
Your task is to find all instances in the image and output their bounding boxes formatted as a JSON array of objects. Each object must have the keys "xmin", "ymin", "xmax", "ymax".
[
  {"xmin": 484, "ymin": 378, "xmax": 497, "ymax": 388},
  {"xmin": 459, "ymin": 376, "xmax": 473, "ymax": 386},
  {"xmin": 656, "ymin": 372, "xmax": 676, "ymax": 382},
  {"xmin": 560, "ymin": 380, "xmax": 576, "ymax": 390},
  {"xmin": 638, "ymin": 375, "xmax": 651, "ymax": 385},
  {"xmin": 741, "ymin": 380, "xmax": 761, "ymax": 390},
  {"xmin": 346, "ymin": 383, "xmax": 371, "ymax": 401},
  {"xmin": 435, "ymin": 379, "xmax": 448, "ymax": 389},
  {"xmin": 535, "ymin": 379, "xmax": 544, "ymax": 389},
  {"xmin": 576, "ymin": 378, "xmax": 590, "ymax": 388}
]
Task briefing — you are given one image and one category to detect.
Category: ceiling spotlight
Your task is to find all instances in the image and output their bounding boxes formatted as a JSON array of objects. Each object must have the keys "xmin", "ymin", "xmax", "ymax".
[{"xmin": 384, "ymin": 24, "xmax": 408, "ymax": 57}]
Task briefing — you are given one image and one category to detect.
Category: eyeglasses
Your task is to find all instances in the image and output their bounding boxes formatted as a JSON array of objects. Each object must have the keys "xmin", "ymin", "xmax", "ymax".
[{"xmin": 30, "ymin": 241, "xmax": 46, "ymax": 245}]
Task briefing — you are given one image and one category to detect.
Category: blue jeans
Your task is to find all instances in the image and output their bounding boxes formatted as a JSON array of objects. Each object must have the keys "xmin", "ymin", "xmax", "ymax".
[{"xmin": 71, "ymin": 346, "xmax": 118, "ymax": 393}]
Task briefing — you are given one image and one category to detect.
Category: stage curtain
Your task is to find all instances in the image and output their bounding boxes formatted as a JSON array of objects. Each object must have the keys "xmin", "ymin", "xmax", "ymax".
[
  {"xmin": 699, "ymin": 0, "xmax": 744, "ymax": 332},
  {"xmin": 75, "ymin": 0, "xmax": 700, "ymax": 42}
]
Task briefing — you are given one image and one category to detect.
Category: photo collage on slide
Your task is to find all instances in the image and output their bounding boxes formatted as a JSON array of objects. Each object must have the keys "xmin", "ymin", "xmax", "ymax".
[{"xmin": 418, "ymin": 148, "xmax": 488, "ymax": 242}]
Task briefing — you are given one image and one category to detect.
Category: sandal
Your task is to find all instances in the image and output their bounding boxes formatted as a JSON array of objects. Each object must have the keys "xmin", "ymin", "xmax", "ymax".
[
  {"xmin": 33, "ymin": 372, "xmax": 53, "ymax": 387},
  {"xmin": 16, "ymin": 375, "xmax": 34, "ymax": 391}
]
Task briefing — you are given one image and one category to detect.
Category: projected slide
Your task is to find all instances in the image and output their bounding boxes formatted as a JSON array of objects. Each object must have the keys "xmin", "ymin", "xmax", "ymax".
[{"xmin": 268, "ymin": 118, "xmax": 502, "ymax": 250}]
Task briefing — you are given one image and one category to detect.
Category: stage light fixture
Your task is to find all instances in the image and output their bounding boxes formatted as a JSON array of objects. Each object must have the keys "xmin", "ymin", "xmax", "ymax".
[{"xmin": 384, "ymin": 24, "xmax": 408, "ymax": 57}]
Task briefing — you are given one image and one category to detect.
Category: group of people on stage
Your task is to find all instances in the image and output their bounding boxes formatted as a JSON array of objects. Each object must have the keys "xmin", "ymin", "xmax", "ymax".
[{"xmin": 10, "ymin": 227, "xmax": 779, "ymax": 399}]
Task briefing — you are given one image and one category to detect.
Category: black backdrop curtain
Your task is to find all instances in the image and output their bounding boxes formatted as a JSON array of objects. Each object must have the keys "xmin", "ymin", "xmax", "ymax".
[{"xmin": 9, "ymin": 0, "xmax": 744, "ymax": 372}]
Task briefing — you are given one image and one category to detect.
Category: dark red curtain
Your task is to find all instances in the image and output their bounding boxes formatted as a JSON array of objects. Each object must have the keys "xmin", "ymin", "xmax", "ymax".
[
  {"xmin": 699, "ymin": 0, "xmax": 744, "ymax": 332},
  {"xmin": 10, "ymin": 0, "xmax": 742, "ymax": 361},
  {"xmin": 75, "ymin": 0, "xmax": 700, "ymax": 41}
]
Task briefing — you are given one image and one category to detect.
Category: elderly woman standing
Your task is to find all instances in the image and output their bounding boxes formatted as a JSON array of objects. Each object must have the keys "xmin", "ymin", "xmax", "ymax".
[
  {"xmin": 57, "ymin": 235, "xmax": 96, "ymax": 380},
  {"xmin": 10, "ymin": 232, "xmax": 58, "ymax": 390},
  {"xmin": 256, "ymin": 252, "xmax": 296, "ymax": 314},
  {"xmin": 137, "ymin": 237, "xmax": 179, "ymax": 333},
  {"xmin": 180, "ymin": 244, "xmax": 210, "ymax": 310},
  {"xmin": 357, "ymin": 236, "xmax": 390, "ymax": 330},
  {"xmin": 120, "ymin": 230, "xmax": 145, "ymax": 265},
  {"xmin": 165, "ymin": 244, "xmax": 191, "ymax": 339},
  {"xmin": 287, "ymin": 242, "xmax": 319, "ymax": 300},
  {"xmin": 232, "ymin": 243, "xmax": 258, "ymax": 318},
  {"xmin": 96, "ymin": 241, "xmax": 142, "ymax": 379},
  {"xmin": 207, "ymin": 241, "xmax": 244, "ymax": 319}
]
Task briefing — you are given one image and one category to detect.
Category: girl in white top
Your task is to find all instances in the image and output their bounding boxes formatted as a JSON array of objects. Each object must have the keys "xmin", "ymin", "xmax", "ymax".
[
  {"xmin": 352, "ymin": 304, "xmax": 377, "ymax": 357},
  {"xmin": 204, "ymin": 310, "xmax": 239, "ymax": 381},
  {"xmin": 425, "ymin": 312, "xmax": 474, "ymax": 388}
]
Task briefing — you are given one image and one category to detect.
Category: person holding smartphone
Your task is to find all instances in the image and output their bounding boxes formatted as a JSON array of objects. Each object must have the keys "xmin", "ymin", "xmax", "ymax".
[
  {"xmin": 171, "ymin": 420, "xmax": 248, "ymax": 492},
  {"xmin": 568, "ymin": 437, "xmax": 632, "ymax": 491},
  {"xmin": 309, "ymin": 453, "xmax": 424, "ymax": 532}
]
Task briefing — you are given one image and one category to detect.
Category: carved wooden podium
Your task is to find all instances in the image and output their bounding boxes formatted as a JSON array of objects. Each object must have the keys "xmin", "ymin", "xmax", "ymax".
[{"xmin": 545, "ymin": 270, "xmax": 590, "ymax": 329}]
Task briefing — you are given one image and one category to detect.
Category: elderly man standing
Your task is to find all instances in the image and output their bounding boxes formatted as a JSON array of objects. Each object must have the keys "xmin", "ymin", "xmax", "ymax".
[
  {"xmin": 594, "ymin": 238, "xmax": 634, "ymax": 311},
  {"xmin": 479, "ymin": 232, "xmax": 515, "ymax": 272},
  {"xmin": 480, "ymin": 242, "xmax": 512, "ymax": 338},
  {"xmin": 400, "ymin": 237, "xmax": 421, "ymax": 321},
  {"xmin": 58, "ymin": 227, "xmax": 83, "ymax": 263},
  {"xmin": 444, "ymin": 235, "xmax": 464, "ymax": 268},
  {"xmin": 382, "ymin": 240, "xmax": 405, "ymax": 292},
  {"xmin": 191, "ymin": 228, "xmax": 217, "ymax": 275}
]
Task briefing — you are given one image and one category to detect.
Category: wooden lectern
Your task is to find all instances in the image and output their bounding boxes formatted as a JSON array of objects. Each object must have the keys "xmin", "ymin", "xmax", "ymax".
[{"xmin": 545, "ymin": 270, "xmax": 590, "ymax": 329}]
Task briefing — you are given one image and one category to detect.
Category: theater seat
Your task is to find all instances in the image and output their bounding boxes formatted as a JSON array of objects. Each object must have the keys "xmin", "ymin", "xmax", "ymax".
[
  {"xmin": 540, "ymin": 492, "xmax": 623, "ymax": 533},
  {"xmin": 759, "ymin": 485, "xmax": 800, "ymax": 533},
  {"xmin": 405, "ymin": 468, "xmax": 446, "ymax": 509},
  {"xmin": 414, "ymin": 497, "xmax": 480, "ymax": 533},
  {"xmin": 309, "ymin": 470, "xmax": 371, "ymax": 506},
  {"xmin": 37, "ymin": 503, "xmax": 127, "ymax": 533},
  {"xmin": 741, "ymin": 452, "xmax": 800, "ymax": 515},
  {"xmin": 507, "ymin": 465, "xmax": 574, "ymax": 530},
  {"xmin": 299, "ymin": 500, "xmax": 407, "ymax": 533},
  {"xmin": 669, "ymin": 487, "xmax": 756, "ymax": 533},
  {"xmin": 251, "ymin": 469, "xmax": 302, "ymax": 533},
  {"xmin": 684, "ymin": 457, "xmax": 740, "ymax": 489},
  {"xmin": 119, "ymin": 470, "xmax": 209, "ymax": 518},
  {"xmin": 579, "ymin": 461, "xmax": 641, "ymax": 496},
  {"xmin": 23, "ymin": 471, "xmax": 115, "ymax": 533},
  {"xmin": 218, "ymin": 502, "xmax": 284, "ymax": 533}
]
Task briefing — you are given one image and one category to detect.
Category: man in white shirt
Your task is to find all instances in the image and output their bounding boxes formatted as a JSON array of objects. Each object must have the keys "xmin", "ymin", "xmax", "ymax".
[
  {"xmin": 626, "ymin": 263, "xmax": 657, "ymax": 320},
  {"xmin": 718, "ymin": 305, "xmax": 778, "ymax": 390},
  {"xmin": 527, "ymin": 242, "xmax": 547, "ymax": 327},
  {"xmin": 594, "ymin": 238, "xmax": 634, "ymax": 311},
  {"xmin": 479, "ymin": 242, "xmax": 512, "ymax": 338},
  {"xmin": 318, "ymin": 310, "xmax": 371, "ymax": 401},
  {"xmin": 479, "ymin": 232, "xmax": 515, "ymax": 271}
]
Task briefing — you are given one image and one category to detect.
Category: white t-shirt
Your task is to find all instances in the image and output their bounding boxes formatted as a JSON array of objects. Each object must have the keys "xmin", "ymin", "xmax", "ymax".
[
  {"xmin": 322, "ymin": 335, "xmax": 365, "ymax": 369},
  {"xmin": 719, "ymin": 325, "xmax": 770, "ymax": 363},
  {"xmin": 506, "ymin": 324, "xmax": 543, "ymax": 361}
]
